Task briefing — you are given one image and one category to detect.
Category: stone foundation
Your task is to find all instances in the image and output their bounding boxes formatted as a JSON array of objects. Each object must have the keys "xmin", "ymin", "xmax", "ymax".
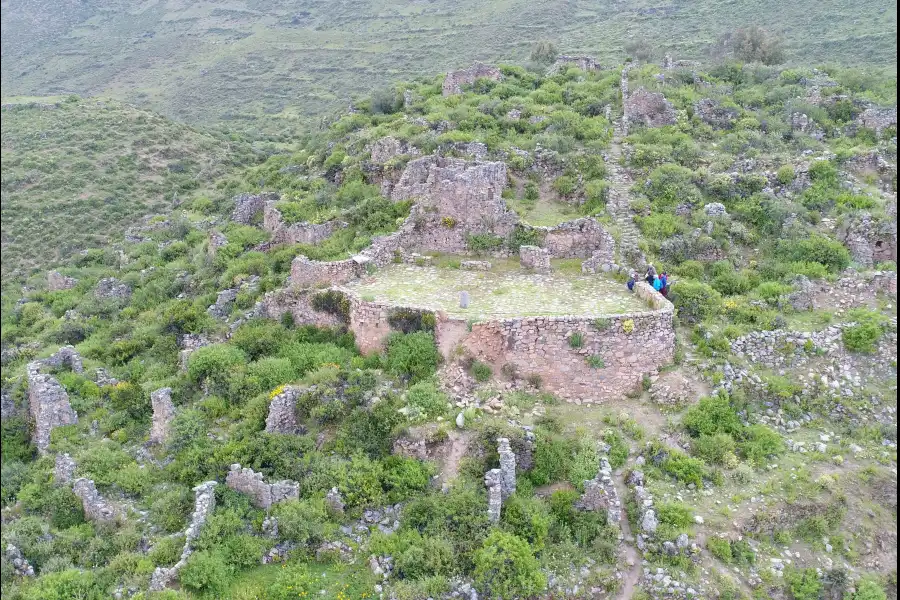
[
  {"xmin": 265, "ymin": 386, "xmax": 305, "ymax": 434},
  {"xmin": 73, "ymin": 478, "xmax": 121, "ymax": 523},
  {"xmin": 625, "ymin": 88, "xmax": 677, "ymax": 129},
  {"xmin": 520, "ymin": 245, "xmax": 551, "ymax": 272},
  {"xmin": 291, "ymin": 255, "xmax": 365, "ymax": 287},
  {"xmin": 539, "ymin": 217, "xmax": 615, "ymax": 259},
  {"xmin": 442, "ymin": 63, "xmax": 502, "ymax": 96},
  {"xmin": 263, "ymin": 200, "xmax": 346, "ymax": 246},
  {"xmin": 150, "ymin": 481, "xmax": 217, "ymax": 591},
  {"xmin": 231, "ymin": 192, "xmax": 272, "ymax": 224}
]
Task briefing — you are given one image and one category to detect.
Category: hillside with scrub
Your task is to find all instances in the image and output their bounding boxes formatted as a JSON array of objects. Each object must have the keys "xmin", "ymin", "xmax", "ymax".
[
  {"xmin": 0, "ymin": 53, "xmax": 898, "ymax": 600},
  {"xmin": 0, "ymin": 0, "xmax": 896, "ymax": 131}
]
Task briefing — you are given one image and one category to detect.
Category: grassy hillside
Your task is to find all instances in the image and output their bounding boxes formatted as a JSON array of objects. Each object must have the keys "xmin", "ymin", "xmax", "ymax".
[
  {"xmin": 1, "ymin": 0, "xmax": 896, "ymax": 130},
  {"xmin": 0, "ymin": 96, "xmax": 259, "ymax": 279}
]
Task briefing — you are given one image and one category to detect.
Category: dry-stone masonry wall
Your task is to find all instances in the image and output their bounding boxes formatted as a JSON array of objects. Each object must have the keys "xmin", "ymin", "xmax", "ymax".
[
  {"xmin": 265, "ymin": 386, "xmax": 305, "ymax": 434},
  {"xmin": 54, "ymin": 453, "xmax": 77, "ymax": 485},
  {"xmin": 519, "ymin": 245, "xmax": 551, "ymax": 272},
  {"xmin": 47, "ymin": 271, "xmax": 78, "ymax": 291},
  {"xmin": 549, "ymin": 55, "xmax": 602, "ymax": 73},
  {"xmin": 226, "ymin": 464, "xmax": 300, "ymax": 509},
  {"xmin": 540, "ymin": 217, "xmax": 616, "ymax": 260},
  {"xmin": 255, "ymin": 287, "xmax": 347, "ymax": 329},
  {"xmin": 231, "ymin": 192, "xmax": 272, "ymax": 224},
  {"xmin": 442, "ymin": 62, "xmax": 502, "ymax": 96},
  {"xmin": 73, "ymin": 478, "xmax": 121, "ymax": 523},
  {"xmin": 207, "ymin": 230, "xmax": 228, "ymax": 256},
  {"xmin": 291, "ymin": 255, "xmax": 365, "ymax": 287},
  {"xmin": 625, "ymin": 88, "xmax": 677, "ymax": 129},
  {"xmin": 576, "ymin": 457, "xmax": 621, "ymax": 528},
  {"xmin": 497, "ymin": 438, "xmax": 516, "ymax": 500},
  {"xmin": 94, "ymin": 278, "xmax": 131, "ymax": 301},
  {"xmin": 484, "ymin": 469, "xmax": 503, "ymax": 524},
  {"xmin": 150, "ymin": 388, "xmax": 176, "ymax": 445},
  {"xmin": 858, "ymin": 106, "xmax": 897, "ymax": 135},
  {"xmin": 837, "ymin": 212, "xmax": 896, "ymax": 267},
  {"xmin": 207, "ymin": 288, "xmax": 238, "ymax": 319},
  {"xmin": 26, "ymin": 362, "xmax": 78, "ymax": 454},
  {"xmin": 39, "ymin": 345, "xmax": 84, "ymax": 373},
  {"xmin": 150, "ymin": 481, "xmax": 217, "ymax": 591},
  {"xmin": 369, "ymin": 137, "xmax": 420, "ymax": 164},
  {"xmin": 263, "ymin": 200, "xmax": 346, "ymax": 246},
  {"xmin": 694, "ymin": 98, "xmax": 737, "ymax": 129},
  {"xmin": 5, "ymin": 544, "xmax": 34, "ymax": 577}
]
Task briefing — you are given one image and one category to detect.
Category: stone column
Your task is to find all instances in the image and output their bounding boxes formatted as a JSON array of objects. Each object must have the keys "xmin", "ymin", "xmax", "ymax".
[
  {"xmin": 149, "ymin": 388, "xmax": 175, "ymax": 445},
  {"xmin": 497, "ymin": 438, "xmax": 516, "ymax": 500},
  {"xmin": 485, "ymin": 468, "xmax": 503, "ymax": 524}
]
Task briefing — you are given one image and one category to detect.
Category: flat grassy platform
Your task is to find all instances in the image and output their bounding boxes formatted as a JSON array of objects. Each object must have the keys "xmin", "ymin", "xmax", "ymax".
[{"xmin": 342, "ymin": 263, "xmax": 646, "ymax": 318}]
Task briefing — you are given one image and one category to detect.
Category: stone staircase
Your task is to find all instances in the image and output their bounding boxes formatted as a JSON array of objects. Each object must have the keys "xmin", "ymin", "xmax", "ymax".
[{"xmin": 606, "ymin": 121, "xmax": 643, "ymax": 268}]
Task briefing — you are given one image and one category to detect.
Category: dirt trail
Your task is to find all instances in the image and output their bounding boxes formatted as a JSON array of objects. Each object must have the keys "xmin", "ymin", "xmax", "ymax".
[
  {"xmin": 435, "ymin": 430, "xmax": 473, "ymax": 486},
  {"xmin": 613, "ymin": 469, "xmax": 642, "ymax": 600}
]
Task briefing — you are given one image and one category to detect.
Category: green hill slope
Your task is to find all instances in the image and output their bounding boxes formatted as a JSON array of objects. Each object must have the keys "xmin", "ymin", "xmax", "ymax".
[
  {"xmin": 1, "ymin": 0, "xmax": 896, "ymax": 129},
  {"xmin": 0, "ymin": 97, "xmax": 257, "ymax": 278}
]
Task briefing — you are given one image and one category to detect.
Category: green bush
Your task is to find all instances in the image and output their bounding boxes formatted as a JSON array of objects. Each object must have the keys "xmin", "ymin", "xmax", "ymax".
[
  {"xmin": 105, "ymin": 381, "xmax": 150, "ymax": 420},
  {"xmin": 474, "ymin": 531, "xmax": 547, "ymax": 600},
  {"xmin": 691, "ymin": 433, "xmax": 737, "ymax": 465},
  {"xmin": 386, "ymin": 332, "xmax": 441, "ymax": 383},
  {"xmin": 707, "ymin": 537, "xmax": 733, "ymax": 563},
  {"xmin": 636, "ymin": 213, "xmax": 682, "ymax": 239},
  {"xmin": 776, "ymin": 234, "xmax": 850, "ymax": 272},
  {"xmin": 230, "ymin": 320, "xmax": 289, "ymax": 359},
  {"xmin": 20, "ymin": 569, "xmax": 104, "ymax": 600},
  {"xmin": 661, "ymin": 452, "xmax": 706, "ymax": 487},
  {"xmin": 179, "ymin": 550, "xmax": 230, "ymax": 595},
  {"xmin": 675, "ymin": 260, "xmax": 705, "ymax": 280},
  {"xmin": 656, "ymin": 502, "xmax": 694, "ymax": 529},
  {"xmin": 739, "ymin": 425, "xmax": 784, "ymax": 466},
  {"xmin": 466, "ymin": 233, "xmax": 505, "ymax": 253},
  {"xmin": 405, "ymin": 381, "xmax": 449, "ymax": 418},
  {"xmin": 471, "ymin": 360, "xmax": 493, "ymax": 382},
  {"xmin": 552, "ymin": 175, "xmax": 576, "ymax": 197},
  {"xmin": 776, "ymin": 165, "xmax": 795, "ymax": 185},
  {"xmin": 786, "ymin": 567, "xmax": 823, "ymax": 600},
  {"xmin": 501, "ymin": 494, "xmax": 551, "ymax": 550},
  {"xmin": 270, "ymin": 563, "xmax": 315, "ymax": 600},
  {"xmin": 670, "ymin": 281, "xmax": 722, "ymax": 323},
  {"xmin": 851, "ymin": 579, "xmax": 888, "ymax": 600},
  {"xmin": 159, "ymin": 300, "xmax": 209, "ymax": 335},
  {"xmin": 842, "ymin": 309, "xmax": 885, "ymax": 353},
  {"xmin": 273, "ymin": 498, "xmax": 328, "ymax": 546},
  {"xmin": 643, "ymin": 164, "xmax": 702, "ymax": 210},
  {"xmin": 383, "ymin": 456, "xmax": 434, "ymax": 502},
  {"xmin": 529, "ymin": 433, "xmax": 572, "ymax": 486},
  {"xmin": 682, "ymin": 394, "xmax": 743, "ymax": 438},
  {"xmin": 187, "ymin": 344, "xmax": 248, "ymax": 385}
]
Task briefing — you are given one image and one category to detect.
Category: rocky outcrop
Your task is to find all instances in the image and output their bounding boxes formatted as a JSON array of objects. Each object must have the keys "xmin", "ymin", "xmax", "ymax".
[
  {"xmin": 47, "ymin": 271, "xmax": 78, "ymax": 291},
  {"xmin": 231, "ymin": 192, "xmax": 273, "ymax": 224},
  {"xmin": 520, "ymin": 245, "xmax": 551, "ymax": 272},
  {"xmin": 625, "ymin": 88, "xmax": 676, "ymax": 129},
  {"xmin": 54, "ymin": 453, "xmax": 77, "ymax": 485},
  {"xmin": 442, "ymin": 63, "xmax": 501, "ymax": 96},
  {"xmin": 369, "ymin": 137, "xmax": 420, "ymax": 164},
  {"xmin": 150, "ymin": 388, "xmax": 176, "ymax": 445},
  {"xmin": 703, "ymin": 202, "xmax": 728, "ymax": 217},
  {"xmin": 325, "ymin": 487, "xmax": 345, "ymax": 514},
  {"xmin": 178, "ymin": 334, "xmax": 211, "ymax": 372},
  {"xmin": 694, "ymin": 99, "xmax": 737, "ymax": 129},
  {"xmin": 265, "ymin": 386, "xmax": 304, "ymax": 434},
  {"xmin": 150, "ymin": 481, "xmax": 218, "ymax": 591},
  {"xmin": 226, "ymin": 464, "xmax": 299, "ymax": 509},
  {"xmin": 207, "ymin": 289, "xmax": 238, "ymax": 319},
  {"xmin": 94, "ymin": 278, "xmax": 131, "ymax": 301},
  {"xmin": 26, "ymin": 362, "xmax": 78, "ymax": 453},
  {"xmin": 73, "ymin": 478, "xmax": 121, "ymax": 523},
  {"xmin": 207, "ymin": 230, "xmax": 228, "ymax": 256},
  {"xmin": 790, "ymin": 112, "xmax": 825, "ymax": 140}
]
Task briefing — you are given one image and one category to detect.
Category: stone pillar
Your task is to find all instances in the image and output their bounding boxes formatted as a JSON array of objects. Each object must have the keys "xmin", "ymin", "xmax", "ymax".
[
  {"xmin": 73, "ymin": 478, "xmax": 121, "ymax": 523},
  {"xmin": 149, "ymin": 388, "xmax": 175, "ymax": 445},
  {"xmin": 485, "ymin": 468, "xmax": 503, "ymax": 524},
  {"xmin": 54, "ymin": 453, "xmax": 77, "ymax": 485},
  {"xmin": 497, "ymin": 438, "xmax": 516, "ymax": 500},
  {"xmin": 265, "ymin": 387, "xmax": 303, "ymax": 434},
  {"xmin": 26, "ymin": 362, "xmax": 78, "ymax": 454},
  {"xmin": 519, "ymin": 246, "xmax": 551, "ymax": 273}
]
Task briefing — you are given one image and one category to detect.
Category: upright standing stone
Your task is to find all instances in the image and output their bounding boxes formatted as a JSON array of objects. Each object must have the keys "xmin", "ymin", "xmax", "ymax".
[
  {"xmin": 485, "ymin": 468, "xmax": 503, "ymax": 524},
  {"xmin": 26, "ymin": 362, "xmax": 78, "ymax": 454},
  {"xmin": 459, "ymin": 291, "xmax": 470, "ymax": 309},
  {"xmin": 497, "ymin": 438, "xmax": 516, "ymax": 500},
  {"xmin": 54, "ymin": 453, "xmax": 77, "ymax": 485},
  {"xmin": 150, "ymin": 388, "xmax": 176, "ymax": 445}
]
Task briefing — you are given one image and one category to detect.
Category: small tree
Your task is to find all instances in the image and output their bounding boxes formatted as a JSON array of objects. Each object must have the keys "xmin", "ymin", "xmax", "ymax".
[
  {"xmin": 730, "ymin": 26, "xmax": 786, "ymax": 65},
  {"xmin": 474, "ymin": 531, "xmax": 547, "ymax": 599},
  {"xmin": 530, "ymin": 40, "xmax": 559, "ymax": 65}
]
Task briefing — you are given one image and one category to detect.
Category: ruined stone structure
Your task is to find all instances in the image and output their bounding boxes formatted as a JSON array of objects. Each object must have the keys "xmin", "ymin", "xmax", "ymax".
[
  {"xmin": 73, "ymin": 478, "xmax": 121, "ymax": 523},
  {"xmin": 442, "ymin": 62, "xmax": 502, "ymax": 96},
  {"xmin": 790, "ymin": 112, "xmax": 825, "ymax": 140},
  {"xmin": 94, "ymin": 278, "xmax": 131, "ymax": 301},
  {"xmin": 837, "ymin": 212, "xmax": 897, "ymax": 267},
  {"xmin": 540, "ymin": 217, "xmax": 616, "ymax": 260},
  {"xmin": 54, "ymin": 453, "xmax": 77, "ymax": 485},
  {"xmin": 178, "ymin": 334, "xmax": 211, "ymax": 372},
  {"xmin": 291, "ymin": 255, "xmax": 367, "ymax": 287},
  {"xmin": 231, "ymin": 192, "xmax": 272, "ymax": 224},
  {"xmin": 497, "ymin": 438, "xmax": 516, "ymax": 500},
  {"xmin": 264, "ymin": 386, "xmax": 305, "ymax": 434},
  {"xmin": 693, "ymin": 99, "xmax": 737, "ymax": 129},
  {"xmin": 6, "ymin": 544, "xmax": 34, "ymax": 577},
  {"xmin": 369, "ymin": 136, "xmax": 420, "ymax": 164},
  {"xmin": 326, "ymin": 487, "xmax": 345, "ymax": 514},
  {"xmin": 625, "ymin": 88, "xmax": 677, "ymax": 129},
  {"xmin": 225, "ymin": 464, "xmax": 300, "ymax": 509},
  {"xmin": 576, "ymin": 457, "xmax": 621, "ymax": 527},
  {"xmin": 208, "ymin": 230, "xmax": 228, "ymax": 256},
  {"xmin": 255, "ymin": 287, "xmax": 348, "ymax": 329},
  {"xmin": 26, "ymin": 361, "xmax": 78, "ymax": 453},
  {"xmin": 263, "ymin": 200, "xmax": 346, "ymax": 246},
  {"xmin": 857, "ymin": 106, "xmax": 897, "ymax": 135},
  {"xmin": 484, "ymin": 469, "xmax": 503, "ymax": 524},
  {"xmin": 620, "ymin": 65, "xmax": 632, "ymax": 136},
  {"xmin": 150, "ymin": 388, "xmax": 176, "ymax": 445},
  {"xmin": 36, "ymin": 345, "xmax": 84, "ymax": 374},
  {"xmin": 549, "ymin": 55, "xmax": 602, "ymax": 74},
  {"xmin": 47, "ymin": 271, "xmax": 78, "ymax": 291},
  {"xmin": 519, "ymin": 245, "xmax": 551, "ymax": 272},
  {"xmin": 150, "ymin": 481, "xmax": 218, "ymax": 591}
]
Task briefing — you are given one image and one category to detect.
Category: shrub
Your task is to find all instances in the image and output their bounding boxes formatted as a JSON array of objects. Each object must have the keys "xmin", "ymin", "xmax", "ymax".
[
  {"xmin": 383, "ymin": 456, "xmax": 433, "ymax": 502},
  {"xmin": 707, "ymin": 537, "xmax": 734, "ymax": 563},
  {"xmin": 644, "ymin": 164, "xmax": 701, "ymax": 209},
  {"xmin": 405, "ymin": 381, "xmax": 449, "ymax": 418},
  {"xmin": 501, "ymin": 495, "xmax": 551, "ymax": 550},
  {"xmin": 637, "ymin": 213, "xmax": 682, "ymax": 239},
  {"xmin": 105, "ymin": 381, "xmax": 150, "ymax": 420},
  {"xmin": 604, "ymin": 430, "xmax": 629, "ymax": 469},
  {"xmin": 388, "ymin": 308, "xmax": 436, "ymax": 333},
  {"xmin": 776, "ymin": 235, "xmax": 850, "ymax": 272},
  {"xmin": 567, "ymin": 332, "xmax": 584, "ymax": 348},
  {"xmin": 310, "ymin": 290, "xmax": 351, "ymax": 323},
  {"xmin": 675, "ymin": 260, "xmax": 705, "ymax": 280},
  {"xmin": 273, "ymin": 498, "xmax": 327, "ymax": 546},
  {"xmin": 730, "ymin": 26, "xmax": 785, "ymax": 65},
  {"xmin": 230, "ymin": 320, "xmax": 288, "ymax": 359},
  {"xmin": 19, "ymin": 569, "xmax": 104, "ymax": 600},
  {"xmin": 552, "ymin": 175, "xmax": 577, "ymax": 197},
  {"xmin": 851, "ymin": 580, "xmax": 888, "ymax": 600},
  {"xmin": 471, "ymin": 360, "xmax": 493, "ymax": 382},
  {"xmin": 712, "ymin": 271, "xmax": 753, "ymax": 296},
  {"xmin": 270, "ymin": 563, "xmax": 315, "ymax": 600},
  {"xmin": 786, "ymin": 567, "xmax": 823, "ymax": 600},
  {"xmin": 150, "ymin": 486, "xmax": 193, "ymax": 533},
  {"xmin": 386, "ymin": 332, "xmax": 441, "ymax": 383},
  {"xmin": 586, "ymin": 355, "xmax": 605, "ymax": 369},
  {"xmin": 569, "ymin": 435, "xmax": 601, "ymax": 487},
  {"xmin": 467, "ymin": 233, "xmax": 505, "ymax": 253},
  {"xmin": 683, "ymin": 394, "xmax": 743, "ymax": 438},
  {"xmin": 842, "ymin": 309, "xmax": 885, "ymax": 353},
  {"xmin": 777, "ymin": 165, "xmax": 795, "ymax": 185},
  {"xmin": 661, "ymin": 452, "xmax": 706, "ymax": 487},
  {"xmin": 670, "ymin": 281, "xmax": 722, "ymax": 323},
  {"xmin": 529, "ymin": 433, "xmax": 572, "ymax": 485},
  {"xmin": 188, "ymin": 344, "xmax": 248, "ymax": 385},
  {"xmin": 179, "ymin": 550, "xmax": 230, "ymax": 595},
  {"xmin": 474, "ymin": 531, "xmax": 547, "ymax": 600},
  {"xmin": 740, "ymin": 424, "xmax": 784, "ymax": 466},
  {"xmin": 167, "ymin": 408, "xmax": 208, "ymax": 453},
  {"xmin": 691, "ymin": 433, "xmax": 737, "ymax": 465}
]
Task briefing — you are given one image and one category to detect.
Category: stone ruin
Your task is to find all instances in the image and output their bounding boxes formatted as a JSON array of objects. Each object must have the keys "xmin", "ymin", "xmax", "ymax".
[
  {"xmin": 625, "ymin": 88, "xmax": 677, "ymax": 129},
  {"xmin": 231, "ymin": 192, "xmax": 271, "ymax": 224},
  {"xmin": 541, "ymin": 217, "xmax": 616, "ymax": 260},
  {"xmin": 837, "ymin": 212, "xmax": 897, "ymax": 268},
  {"xmin": 35, "ymin": 345, "xmax": 84, "ymax": 374},
  {"xmin": 5, "ymin": 544, "xmax": 34, "ymax": 578},
  {"xmin": 54, "ymin": 452, "xmax": 77, "ymax": 485},
  {"xmin": 73, "ymin": 478, "xmax": 122, "ymax": 523},
  {"xmin": 693, "ymin": 98, "xmax": 737, "ymax": 129},
  {"xmin": 225, "ymin": 464, "xmax": 300, "ymax": 509},
  {"xmin": 519, "ymin": 245, "xmax": 551, "ymax": 272},
  {"xmin": 857, "ymin": 106, "xmax": 897, "ymax": 135},
  {"xmin": 549, "ymin": 55, "xmax": 602, "ymax": 74},
  {"xmin": 178, "ymin": 333, "xmax": 210, "ymax": 372},
  {"xmin": 26, "ymin": 361, "xmax": 78, "ymax": 454},
  {"xmin": 207, "ymin": 288, "xmax": 238, "ymax": 319},
  {"xmin": 94, "ymin": 277, "xmax": 131, "ymax": 301},
  {"xmin": 442, "ymin": 62, "xmax": 502, "ymax": 96},
  {"xmin": 208, "ymin": 230, "xmax": 228, "ymax": 256},
  {"xmin": 576, "ymin": 456, "xmax": 621, "ymax": 529},
  {"xmin": 369, "ymin": 136, "xmax": 420, "ymax": 165},
  {"xmin": 150, "ymin": 388, "xmax": 176, "ymax": 445},
  {"xmin": 790, "ymin": 112, "xmax": 825, "ymax": 140},
  {"xmin": 150, "ymin": 481, "xmax": 218, "ymax": 591},
  {"xmin": 484, "ymin": 438, "xmax": 517, "ymax": 523},
  {"xmin": 47, "ymin": 271, "xmax": 78, "ymax": 291},
  {"xmin": 263, "ymin": 199, "xmax": 347, "ymax": 246},
  {"xmin": 325, "ymin": 487, "xmax": 345, "ymax": 514},
  {"xmin": 265, "ymin": 386, "xmax": 305, "ymax": 434},
  {"xmin": 460, "ymin": 260, "xmax": 492, "ymax": 271}
]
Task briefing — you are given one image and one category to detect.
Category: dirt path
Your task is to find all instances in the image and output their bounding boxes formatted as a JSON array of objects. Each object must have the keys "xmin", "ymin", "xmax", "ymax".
[
  {"xmin": 435, "ymin": 430, "xmax": 473, "ymax": 486},
  {"xmin": 613, "ymin": 469, "xmax": 643, "ymax": 600}
]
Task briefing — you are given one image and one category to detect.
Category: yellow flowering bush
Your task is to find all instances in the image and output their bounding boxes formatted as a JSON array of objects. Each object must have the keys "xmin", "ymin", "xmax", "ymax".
[{"xmin": 623, "ymin": 319, "xmax": 635, "ymax": 334}]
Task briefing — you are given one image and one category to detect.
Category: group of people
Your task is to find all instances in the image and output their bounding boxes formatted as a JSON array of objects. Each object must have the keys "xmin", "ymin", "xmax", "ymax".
[{"xmin": 626, "ymin": 263, "xmax": 670, "ymax": 297}]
